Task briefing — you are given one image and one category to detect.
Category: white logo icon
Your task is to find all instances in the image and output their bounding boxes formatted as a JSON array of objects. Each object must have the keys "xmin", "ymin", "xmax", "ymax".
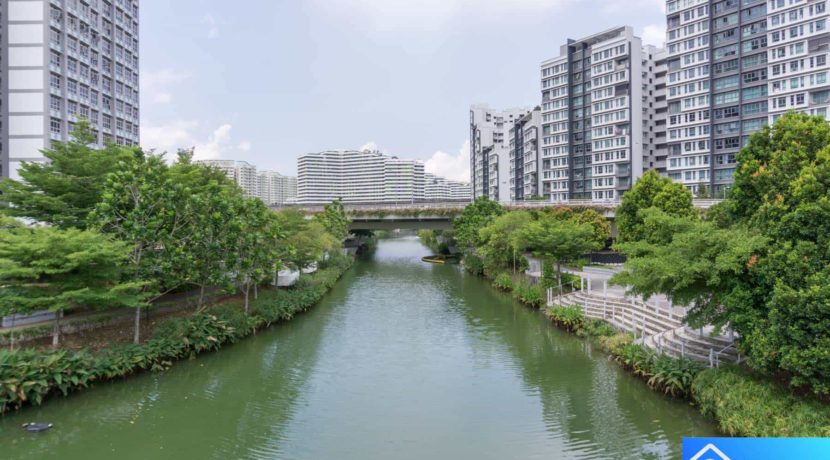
[{"xmin": 690, "ymin": 443, "xmax": 731, "ymax": 460}]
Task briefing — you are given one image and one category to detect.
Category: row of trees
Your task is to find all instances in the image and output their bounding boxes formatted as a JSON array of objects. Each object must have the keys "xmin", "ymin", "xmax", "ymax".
[
  {"xmin": 612, "ymin": 112, "xmax": 830, "ymax": 396},
  {"xmin": 0, "ymin": 122, "xmax": 347, "ymax": 345},
  {"xmin": 453, "ymin": 198, "xmax": 611, "ymax": 301}
]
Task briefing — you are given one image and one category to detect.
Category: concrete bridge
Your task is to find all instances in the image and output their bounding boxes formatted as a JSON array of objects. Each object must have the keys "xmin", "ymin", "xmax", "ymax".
[{"xmin": 273, "ymin": 199, "xmax": 724, "ymax": 231}]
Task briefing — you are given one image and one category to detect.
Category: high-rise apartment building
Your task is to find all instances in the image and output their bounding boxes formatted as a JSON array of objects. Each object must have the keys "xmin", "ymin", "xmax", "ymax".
[
  {"xmin": 665, "ymin": 0, "xmax": 830, "ymax": 197},
  {"xmin": 1, "ymin": 0, "xmax": 140, "ymax": 180},
  {"xmin": 540, "ymin": 26, "xmax": 655, "ymax": 202},
  {"xmin": 197, "ymin": 159, "xmax": 259, "ymax": 198},
  {"xmin": 298, "ymin": 150, "xmax": 439, "ymax": 204},
  {"xmin": 508, "ymin": 107, "xmax": 543, "ymax": 201},
  {"xmin": 424, "ymin": 173, "xmax": 472, "ymax": 201},
  {"xmin": 470, "ymin": 104, "xmax": 531, "ymax": 202},
  {"xmin": 258, "ymin": 170, "xmax": 297, "ymax": 206}
]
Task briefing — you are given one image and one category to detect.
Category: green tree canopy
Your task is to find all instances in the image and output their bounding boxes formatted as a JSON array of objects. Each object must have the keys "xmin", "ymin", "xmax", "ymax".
[
  {"xmin": 0, "ymin": 120, "xmax": 137, "ymax": 229},
  {"xmin": 478, "ymin": 210, "xmax": 532, "ymax": 274},
  {"xmin": 316, "ymin": 199, "xmax": 350, "ymax": 242},
  {"xmin": 91, "ymin": 152, "xmax": 191, "ymax": 343},
  {"xmin": 616, "ymin": 170, "xmax": 695, "ymax": 242},
  {"xmin": 521, "ymin": 214, "xmax": 602, "ymax": 301},
  {"xmin": 453, "ymin": 198, "xmax": 504, "ymax": 250},
  {"xmin": 0, "ymin": 223, "xmax": 148, "ymax": 345}
]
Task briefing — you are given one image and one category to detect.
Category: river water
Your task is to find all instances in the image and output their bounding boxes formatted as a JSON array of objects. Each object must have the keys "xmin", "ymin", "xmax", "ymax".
[{"xmin": 0, "ymin": 236, "xmax": 716, "ymax": 459}]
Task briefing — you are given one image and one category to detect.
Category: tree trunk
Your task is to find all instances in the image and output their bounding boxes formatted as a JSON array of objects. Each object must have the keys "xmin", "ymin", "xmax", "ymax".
[
  {"xmin": 557, "ymin": 262, "xmax": 563, "ymax": 307},
  {"xmin": 512, "ymin": 250, "xmax": 516, "ymax": 275},
  {"xmin": 254, "ymin": 284, "xmax": 258, "ymax": 300},
  {"xmin": 197, "ymin": 285, "xmax": 206, "ymax": 310},
  {"xmin": 9, "ymin": 315, "xmax": 16, "ymax": 352},
  {"xmin": 52, "ymin": 310, "xmax": 62, "ymax": 348},
  {"xmin": 133, "ymin": 305, "xmax": 141, "ymax": 344},
  {"xmin": 244, "ymin": 286, "xmax": 250, "ymax": 315}
]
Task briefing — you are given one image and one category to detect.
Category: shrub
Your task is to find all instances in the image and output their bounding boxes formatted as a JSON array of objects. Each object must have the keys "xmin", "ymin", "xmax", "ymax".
[
  {"xmin": 513, "ymin": 281, "xmax": 543, "ymax": 308},
  {"xmin": 547, "ymin": 306, "xmax": 584, "ymax": 331},
  {"xmin": 693, "ymin": 366, "xmax": 830, "ymax": 437},
  {"xmin": 598, "ymin": 333, "xmax": 632, "ymax": 354},
  {"xmin": 648, "ymin": 355, "xmax": 704, "ymax": 398},
  {"xmin": 0, "ymin": 260, "xmax": 353, "ymax": 415},
  {"xmin": 578, "ymin": 319, "xmax": 617, "ymax": 338},
  {"xmin": 492, "ymin": 273, "xmax": 514, "ymax": 291},
  {"xmin": 463, "ymin": 254, "xmax": 485, "ymax": 276}
]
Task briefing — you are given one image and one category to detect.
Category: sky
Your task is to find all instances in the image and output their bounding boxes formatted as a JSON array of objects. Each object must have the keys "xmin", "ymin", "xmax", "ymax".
[{"xmin": 139, "ymin": 0, "xmax": 667, "ymax": 182}]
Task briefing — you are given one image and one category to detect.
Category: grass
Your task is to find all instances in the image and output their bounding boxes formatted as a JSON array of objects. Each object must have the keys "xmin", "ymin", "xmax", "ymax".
[{"xmin": 693, "ymin": 365, "xmax": 830, "ymax": 437}]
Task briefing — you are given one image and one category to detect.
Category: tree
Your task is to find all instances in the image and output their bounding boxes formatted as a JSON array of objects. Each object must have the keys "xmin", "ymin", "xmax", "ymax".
[
  {"xmin": 0, "ymin": 222, "xmax": 147, "ymax": 347},
  {"xmin": 478, "ymin": 211, "xmax": 532, "ymax": 274},
  {"xmin": 0, "ymin": 120, "xmax": 136, "ymax": 229},
  {"xmin": 616, "ymin": 113, "xmax": 830, "ymax": 395},
  {"xmin": 611, "ymin": 208, "xmax": 767, "ymax": 330},
  {"xmin": 316, "ymin": 199, "xmax": 350, "ymax": 242},
  {"xmin": 275, "ymin": 209, "xmax": 338, "ymax": 272},
  {"xmin": 182, "ymin": 176, "xmax": 243, "ymax": 310},
  {"xmin": 231, "ymin": 198, "xmax": 285, "ymax": 314},
  {"xmin": 616, "ymin": 170, "xmax": 695, "ymax": 242},
  {"xmin": 722, "ymin": 112, "xmax": 830, "ymax": 393},
  {"xmin": 91, "ymin": 152, "xmax": 191, "ymax": 343},
  {"xmin": 521, "ymin": 214, "xmax": 602, "ymax": 304},
  {"xmin": 546, "ymin": 207, "xmax": 611, "ymax": 248},
  {"xmin": 453, "ymin": 197, "xmax": 504, "ymax": 250}
]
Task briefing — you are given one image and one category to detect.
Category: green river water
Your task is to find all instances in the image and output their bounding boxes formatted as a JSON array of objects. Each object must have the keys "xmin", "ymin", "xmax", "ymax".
[{"xmin": 0, "ymin": 236, "xmax": 717, "ymax": 459}]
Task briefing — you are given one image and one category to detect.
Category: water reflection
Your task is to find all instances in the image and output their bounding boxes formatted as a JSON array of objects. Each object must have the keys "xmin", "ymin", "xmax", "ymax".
[{"xmin": 0, "ymin": 236, "xmax": 715, "ymax": 460}]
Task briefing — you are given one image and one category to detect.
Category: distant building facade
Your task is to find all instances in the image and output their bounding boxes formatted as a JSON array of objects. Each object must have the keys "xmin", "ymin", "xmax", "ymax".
[
  {"xmin": 1, "ymin": 0, "xmax": 141, "ymax": 180},
  {"xmin": 297, "ymin": 149, "xmax": 470, "ymax": 204},
  {"xmin": 470, "ymin": 104, "xmax": 532, "ymax": 202},
  {"xmin": 196, "ymin": 159, "xmax": 296, "ymax": 205}
]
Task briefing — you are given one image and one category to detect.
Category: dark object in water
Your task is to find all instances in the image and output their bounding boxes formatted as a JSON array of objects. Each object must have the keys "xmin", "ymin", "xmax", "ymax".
[{"xmin": 22, "ymin": 422, "xmax": 53, "ymax": 433}]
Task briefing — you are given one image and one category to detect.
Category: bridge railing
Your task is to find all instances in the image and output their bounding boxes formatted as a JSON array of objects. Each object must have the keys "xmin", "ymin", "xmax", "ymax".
[{"xmin": 274, "ymin": 199, "xmax": 724, "ymax": 213}]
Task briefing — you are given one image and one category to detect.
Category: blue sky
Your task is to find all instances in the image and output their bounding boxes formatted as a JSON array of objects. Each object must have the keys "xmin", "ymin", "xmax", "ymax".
[{"xmin": 139, "ymin": 0, "xmax": 666, "ymax": 181}]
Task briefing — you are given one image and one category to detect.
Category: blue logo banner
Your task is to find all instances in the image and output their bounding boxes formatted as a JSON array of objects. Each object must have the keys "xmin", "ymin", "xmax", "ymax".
[{"xmin": 683, "ymin": 438, "xmax": 830, "ymax": 460}]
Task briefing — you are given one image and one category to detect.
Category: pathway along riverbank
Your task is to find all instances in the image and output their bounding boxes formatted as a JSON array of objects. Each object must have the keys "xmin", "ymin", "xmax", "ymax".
[{"xmin": 0, "ymin": 237, "xmax": 716, "ymax": 459}]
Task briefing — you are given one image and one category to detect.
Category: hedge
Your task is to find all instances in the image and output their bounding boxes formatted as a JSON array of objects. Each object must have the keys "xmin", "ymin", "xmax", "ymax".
[{"xmin": 0, "ymin": 257, "xmax": 352, "ymax": 414}]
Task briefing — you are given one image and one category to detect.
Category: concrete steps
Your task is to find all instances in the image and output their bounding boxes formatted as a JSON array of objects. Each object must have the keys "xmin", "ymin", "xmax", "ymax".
[{"xmin": 548, "ymin": 289, "xmax": 741, "ymax": 366}]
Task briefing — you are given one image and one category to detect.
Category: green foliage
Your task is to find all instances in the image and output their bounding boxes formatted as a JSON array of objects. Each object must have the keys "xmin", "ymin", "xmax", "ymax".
[
  {"xmin": 612, "ymin": 209, "xmax": 767, "ymax": 330},
  {"xmin": 453, "ymin": 198, "xmax": 504, "ymax": 250},
  {"xmin": 578, "ymin": 318, "xmax": 617, "ymax": 338},
  {"xmin": 598, "ymin": 333, "xmax": 633, "ymax": 354},
  {"xmin": 545, "ymin": 207, "xmax": 611, "ymax": 247},
  {"xmin": 547, "ymin": 306, "xmax": 584, "ymax": 331},
  {"xmin": 0, "ymin": 261, "xmax": 351, "ymax": 414},
  {"xmin": 616, "ymin": 170, "xmax": 695, "ymax": 242},
  {"xmin": 0, "ymin": 226, "xmax": 148, "ymax": 319},
  {"xmin": 617, "ymin": 113, "xmax": 830, "ymax": 395},
  {"xmin": 611, "ymin": 344, "xmax": 704, "ymax": 398},
  {"xmin": 511, "ymin": 280, "xmax": 543, "ymax": 308},
  {"xmin": 316, "ymin": 199, "xmax": 350, "ymax": 241},
  {"xmin": 492, "ymin": 273, "xmax": 514, "ymax": 291},
  {"xmin": 478, "ymin": 211, "xmax": 532, "ymax": 274},
  {"xmin": 0, "ymin": 121, "xmax": 137, "ymax": 230},
  {"xmin": 275, "ymin": 209, "xmax": 339, "ymax": 271},
  {"xmin": 693, "ymin": 366, "xmax": 830, "ymax": 437},
  {"xmin": 463, "ymin": 254, "xmax": 485, "ymax": 276}
]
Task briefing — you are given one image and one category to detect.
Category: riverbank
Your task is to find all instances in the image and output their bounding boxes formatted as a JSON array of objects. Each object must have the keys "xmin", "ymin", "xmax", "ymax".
[
  {"xmin": 479, "ymin": 268, "xmax": 830, "ymax": 437},
  {"xmin": 0, "ymin": 255, "xmax": 354, "ymax": 415}
]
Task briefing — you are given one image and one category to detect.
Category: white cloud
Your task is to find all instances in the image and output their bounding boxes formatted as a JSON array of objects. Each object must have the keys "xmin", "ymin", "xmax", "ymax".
[
  {"xmin": 141, "ymin": 69, "xmax": 190, "ymax": 105},
  {"xmin": 424, "ymin": 140, "xmax": 470, "ymax": 183},
  {"xmin": 140, "ymin": 120, "xmax": 199, "ymax": 154},
  {"xmin": 140, "ymin": 121, "xmax": 248, "ymax": 161},
  {"xmin": 193, "ymin": 124, "xmax": 233, "ymax": 161},
  {"xmin": 641, "ymin": 23, "xmax": 667, "ymax": 47},
  {"xmin": 202, "ymin": 15, "xmax": 220, "ymax": 38},
  {"xmin": 360, "ymin": 141, "xmax": 380, "ymax": 152}
]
